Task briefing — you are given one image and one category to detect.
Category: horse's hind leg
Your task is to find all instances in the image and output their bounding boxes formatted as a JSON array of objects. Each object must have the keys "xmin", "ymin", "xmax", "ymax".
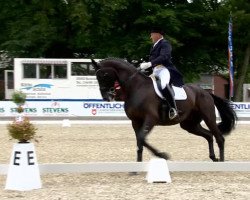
[
  {"xmin": 200, "ymin": 101, "xmax": 226, "ymax": 161},
  {"xmin": 180, "ymin": 120, "xmax": 219, "ymax": 162},
  {"xmin": 203, "ymin": 119, "xmax": 225, "ymax": 161}
]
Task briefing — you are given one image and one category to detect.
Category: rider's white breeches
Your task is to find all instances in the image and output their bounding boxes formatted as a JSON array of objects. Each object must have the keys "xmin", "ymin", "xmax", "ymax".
[{"xmin": 153, "ymin": 65, "xmax": 170, "ymax": 89}]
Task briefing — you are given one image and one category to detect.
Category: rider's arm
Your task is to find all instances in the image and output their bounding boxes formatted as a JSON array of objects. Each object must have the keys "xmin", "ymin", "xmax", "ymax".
[{"xmin": 139, "ymin": 62, "xmax": 152, "ymax": 70}]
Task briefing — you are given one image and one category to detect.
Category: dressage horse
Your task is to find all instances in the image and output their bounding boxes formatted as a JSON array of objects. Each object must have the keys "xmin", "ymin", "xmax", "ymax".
[{"xmin": 92, "ymin": 58, "xmax": 237, "ymax": 162}]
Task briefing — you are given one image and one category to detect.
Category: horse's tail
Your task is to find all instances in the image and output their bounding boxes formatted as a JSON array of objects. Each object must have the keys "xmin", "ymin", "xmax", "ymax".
[{"xmin": 210, "ymin": 93, "xmax": 237, "ymax": 135}]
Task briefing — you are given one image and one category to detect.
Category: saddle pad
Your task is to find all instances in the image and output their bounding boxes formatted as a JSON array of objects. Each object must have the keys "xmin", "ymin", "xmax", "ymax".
[{"xmin": 150, "ymin": 76, "xmax": 187, "ymax": 100}]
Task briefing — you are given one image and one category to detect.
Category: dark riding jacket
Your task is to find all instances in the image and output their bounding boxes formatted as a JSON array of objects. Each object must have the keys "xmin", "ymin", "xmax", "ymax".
[{"xmin": 149, "ymin": 39, "xmax": 184, "ymax": 87}]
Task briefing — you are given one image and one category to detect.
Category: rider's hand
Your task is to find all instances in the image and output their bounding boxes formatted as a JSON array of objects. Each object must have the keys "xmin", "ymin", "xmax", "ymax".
[{"xmin": 139, "ymin": 62, "xmax": 152, "ymax": 70}]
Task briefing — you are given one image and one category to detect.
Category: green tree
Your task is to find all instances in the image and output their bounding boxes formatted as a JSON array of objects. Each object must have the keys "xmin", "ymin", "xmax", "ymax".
[
  {"xmin": 0, "ymin": 0, "xmax": 75, "ymax": 57},
  {"xmin": 0, "ymin": 0, "xmax": 249, "ymax": 100}
]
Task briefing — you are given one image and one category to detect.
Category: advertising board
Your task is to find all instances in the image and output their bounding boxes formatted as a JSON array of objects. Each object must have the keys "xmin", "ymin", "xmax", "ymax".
[{"xmin": 0, "ymin": 101, "xmax": 248, "ymax": 118}]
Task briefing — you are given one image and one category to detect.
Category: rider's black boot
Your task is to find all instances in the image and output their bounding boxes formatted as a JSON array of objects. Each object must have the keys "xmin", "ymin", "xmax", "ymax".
[{"xmin": 162, "ymin": 85, "xmax": 178, "ymax": 120}]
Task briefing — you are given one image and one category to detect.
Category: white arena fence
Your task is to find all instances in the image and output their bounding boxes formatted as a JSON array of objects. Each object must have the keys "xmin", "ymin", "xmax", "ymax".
[
  {"xmin": 0, "ymin": 113, "xmax": 249, "ymax": 175},
  {"xmin": 0, "ymin": 161, "xmax": 250, "ymax": 175}
]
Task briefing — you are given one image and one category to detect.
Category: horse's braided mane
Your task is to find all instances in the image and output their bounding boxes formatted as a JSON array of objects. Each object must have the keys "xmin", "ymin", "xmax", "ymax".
[{"xmin": 100, "ymin": 57, "xmax": 135, "ymax": 69}]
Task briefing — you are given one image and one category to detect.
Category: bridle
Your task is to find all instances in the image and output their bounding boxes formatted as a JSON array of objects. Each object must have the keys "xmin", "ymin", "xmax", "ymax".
[
  {"xmin": 95, "ymin": 67, "xmax": 140, "ymax": 101},
  {"xmin": 95, "ymin": 69, "xmax": 117, "ymax": 101}
]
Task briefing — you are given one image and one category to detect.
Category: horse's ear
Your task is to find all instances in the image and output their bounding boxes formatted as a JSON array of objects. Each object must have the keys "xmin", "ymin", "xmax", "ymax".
[{"xmin": 91, "ymin": 59, "xmax": 100, "ymax": 71}]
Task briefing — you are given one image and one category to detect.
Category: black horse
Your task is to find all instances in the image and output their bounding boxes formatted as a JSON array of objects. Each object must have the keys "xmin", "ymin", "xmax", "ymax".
[{"xmin": 92, "ymin": 58, "xmax": 237, "ymax": 162}]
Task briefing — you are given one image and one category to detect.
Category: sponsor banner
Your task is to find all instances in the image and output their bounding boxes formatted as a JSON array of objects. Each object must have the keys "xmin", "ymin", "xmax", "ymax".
[
  {"xmin": 20, "ymin": 83, "xmax": 54, "ymax": 99},
  {"xmin": 0, "ymin": 101, "xmax": 249, "ymax": 118},
  {"xmin": 231, "ymin": 102, "xmax": 250, "ymax": 117},
  {"xmin": 0, "ymin": 101, "xmax": 126, "ymax": 117},
  {"xmin": 82, "ymin": 102, "xmax": 125, "ymax": 116}
]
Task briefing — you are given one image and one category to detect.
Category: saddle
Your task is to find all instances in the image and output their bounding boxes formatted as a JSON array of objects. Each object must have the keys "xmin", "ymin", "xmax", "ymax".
[
  {"xmin": 151, "ymin": 75, "xmax": 187, "ymax": 121},
  {"xmin": 150, "ymin": 75, "xmax": 187, "ymax": 100}
]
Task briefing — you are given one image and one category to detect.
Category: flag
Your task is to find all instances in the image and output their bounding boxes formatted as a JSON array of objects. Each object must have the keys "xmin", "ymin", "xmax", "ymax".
[{"xmin": 228, "ymin": 14, "xmax": 234, "ymax": 98}]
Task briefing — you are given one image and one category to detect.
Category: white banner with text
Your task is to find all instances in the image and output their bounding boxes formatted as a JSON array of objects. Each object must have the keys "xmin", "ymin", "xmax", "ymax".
[{"xmin": 0, "ymin": 101, "xmax": 249, "ymax": 118}]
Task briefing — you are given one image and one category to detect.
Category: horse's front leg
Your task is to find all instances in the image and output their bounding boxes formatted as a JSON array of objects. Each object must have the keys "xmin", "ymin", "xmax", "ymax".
[
  {"xmin": 143, "ymin": 141, "xmax": 170, "ymax": 160},
  {"xmin": 132, "ymin": 121, "xmax": 144, "ymax": 162},
  {"xmin": 132, "ymin": 119, "xmax": 169, "ymax": 161}
]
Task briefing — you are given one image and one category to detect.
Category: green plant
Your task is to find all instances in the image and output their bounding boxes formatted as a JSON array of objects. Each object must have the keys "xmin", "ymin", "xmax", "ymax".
[
  {"xmin": 16, "ymin": 106, "xmax": 24, "ymax": 113},
  {"xmin": 7, "ymin": 117, "xmax": 37, "ymax": 143},
  {"xmin": 11, "ymin": 91, "xmax": 26, "ymax": 106}
]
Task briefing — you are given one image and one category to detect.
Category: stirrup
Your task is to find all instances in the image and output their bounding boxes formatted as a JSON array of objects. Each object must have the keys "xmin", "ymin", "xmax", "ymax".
[{"xmin": 169, "ymin": 108, "xmax": 178, "ymax": 120}]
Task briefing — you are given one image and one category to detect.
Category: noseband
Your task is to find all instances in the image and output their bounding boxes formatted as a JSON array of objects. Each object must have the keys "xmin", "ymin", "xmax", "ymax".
[{"xmin": 96, "ymin": 69, "xmax": 117, "ymax": 100}]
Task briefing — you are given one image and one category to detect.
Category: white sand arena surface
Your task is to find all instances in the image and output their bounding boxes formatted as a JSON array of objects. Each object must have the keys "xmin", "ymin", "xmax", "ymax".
[{"xmin": 0, "ymin": 123, "xmax": 249, "ymax": 200}]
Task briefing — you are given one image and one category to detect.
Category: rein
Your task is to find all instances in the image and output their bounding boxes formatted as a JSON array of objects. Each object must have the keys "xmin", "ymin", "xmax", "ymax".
[
  {"xmin": 119, "ymin": 70, "xmax": 139, "ymax": 87},
  {"xmin": 95, "ymin": 69, "xmax": 101, "ymax": 76}
]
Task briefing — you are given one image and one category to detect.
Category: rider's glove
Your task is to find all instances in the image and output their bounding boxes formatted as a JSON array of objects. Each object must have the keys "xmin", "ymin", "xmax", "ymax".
[{"xmin": 139, "ymin": 62, "xmax": 152, "ymax": 70}]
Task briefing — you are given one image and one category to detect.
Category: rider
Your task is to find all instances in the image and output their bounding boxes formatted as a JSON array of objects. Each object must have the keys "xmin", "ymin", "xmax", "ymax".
[{"xmin": 138, "ymin": 27, "xmax": 184, "ymax": 120}]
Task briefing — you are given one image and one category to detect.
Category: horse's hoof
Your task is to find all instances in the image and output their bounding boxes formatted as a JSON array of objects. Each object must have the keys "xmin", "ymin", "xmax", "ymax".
[
  {"xmin": 157, "ymin": 152, "xmax": 170, "ymax": 160},
  {"xmin": 210, "ymin": 155, "xmax": 219, "ymax": 162}
]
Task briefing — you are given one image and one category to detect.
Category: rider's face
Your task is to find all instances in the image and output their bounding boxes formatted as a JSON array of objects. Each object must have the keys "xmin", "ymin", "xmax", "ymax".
[{"xmin": 150, "ymin": 33, "xmax": 162, "ymax": 43}]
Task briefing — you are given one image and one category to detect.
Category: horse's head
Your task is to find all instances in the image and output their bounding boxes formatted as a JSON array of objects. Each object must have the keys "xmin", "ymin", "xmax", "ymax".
[{"xmin": 92, "ymin": 59, "xmax": 117, "ymax": 101}]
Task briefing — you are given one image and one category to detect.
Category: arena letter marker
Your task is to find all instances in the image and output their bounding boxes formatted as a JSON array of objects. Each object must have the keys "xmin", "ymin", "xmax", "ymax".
[{"xmin": 5, "ymin": 143, "xmax": 42, "ymax": 191}]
